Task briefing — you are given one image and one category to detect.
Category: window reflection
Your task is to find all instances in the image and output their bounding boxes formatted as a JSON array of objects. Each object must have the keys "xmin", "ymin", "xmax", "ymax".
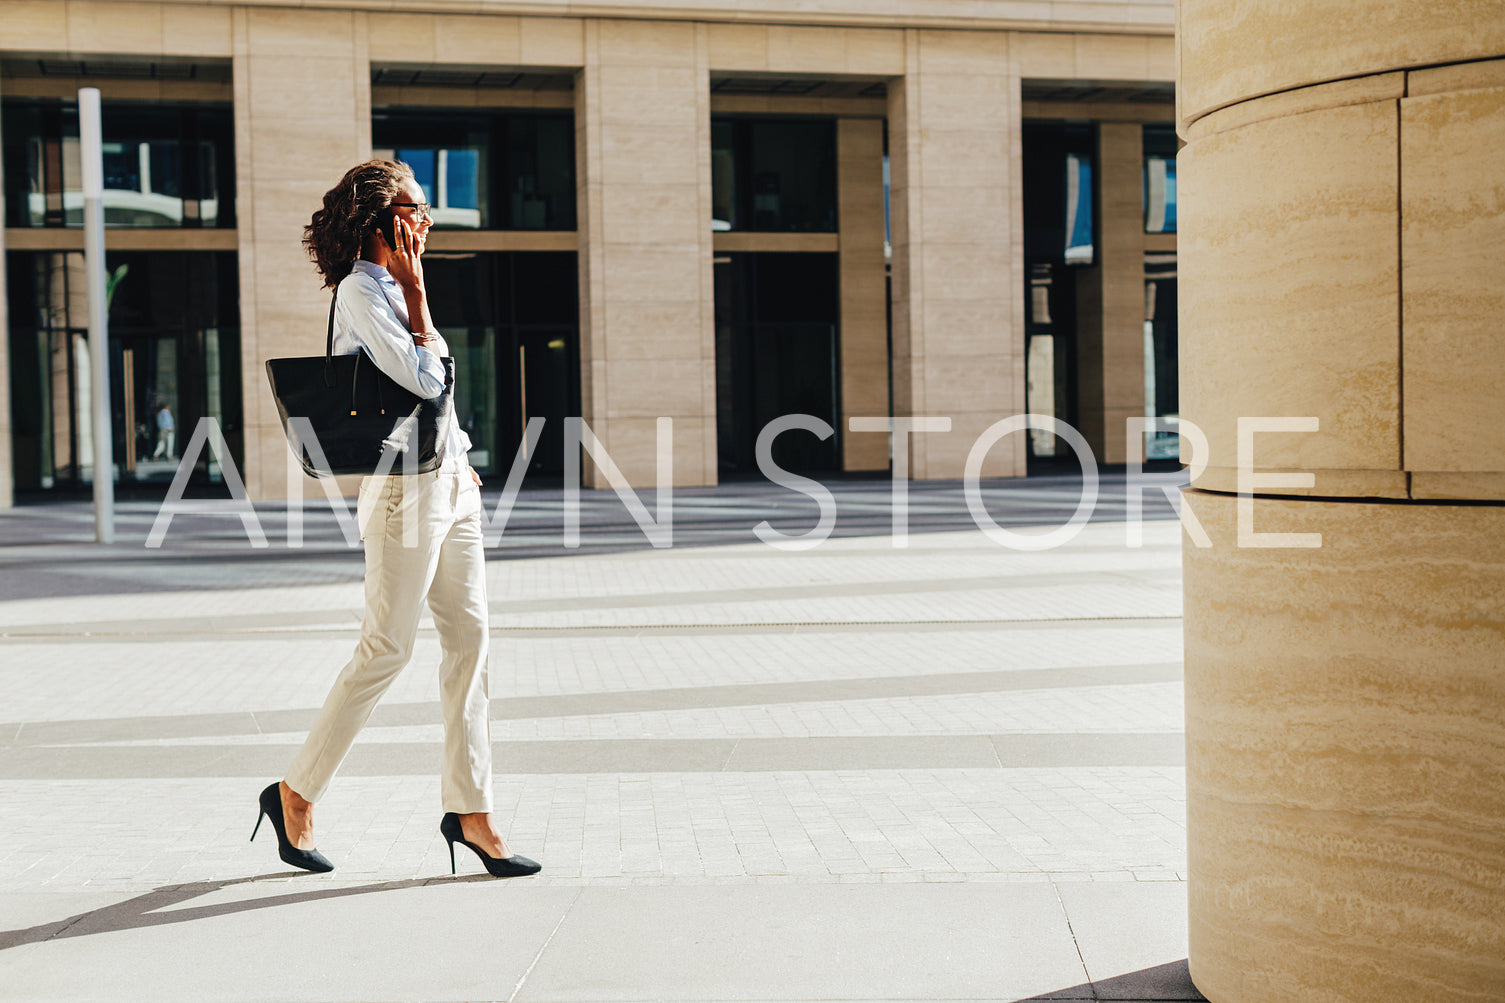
[
  {"xmin": 418, "ymin": 252, "xmax": 579, "ymax": 478},
  {"xmin": 5, "ymin": 251, "xmax": 241, "ymax": 491},
  {"xmin": 372, "ymin": 110, "xmax": 574, "ymax": 230},
  {"xmin": 378, "ymin": 147, "xmax": 482, "ymax": 230},
  {"xmin": 2, "ymin": 100, "xmax": 233, "ymax": 229},
  {"xmin": 1144, "ymin": 252, "xmax": 1179, "ymax": 460},
  {"xmin": 1144, "ymin": 156, "xmax": 1176, "ymax": 234},
  {"xmin": 1064, "ymin": 153, "xmax": 1094, "ymax": 264},
  {"xmin": 711, "ymin": 118, "xmax": 837, "ymax": 233},
  {"xmin": 1143, "ymin": 124, "xmax": 1179, "ymax": 235}
]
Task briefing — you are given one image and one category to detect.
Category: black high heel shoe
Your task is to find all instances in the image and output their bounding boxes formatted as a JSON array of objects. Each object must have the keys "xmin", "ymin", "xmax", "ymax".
[
  {"xmin": 252, "ymin": 782, "xmax": 334, "ymax": 873},
  {"xmin": 440, "ymin": 812, "xmax": 541, "ymax": 878}
]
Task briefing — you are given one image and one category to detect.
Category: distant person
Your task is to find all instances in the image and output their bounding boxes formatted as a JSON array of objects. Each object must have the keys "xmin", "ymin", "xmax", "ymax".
[
  {"xmin": 151, "ymin": 404, "xmax": 174, "ymax": 459},
  {"xmin": 250, "ymin": 159, "xmax": 538, "ymax": 880}
]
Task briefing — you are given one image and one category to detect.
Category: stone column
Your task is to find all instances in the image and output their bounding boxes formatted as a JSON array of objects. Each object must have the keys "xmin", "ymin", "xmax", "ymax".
[
  {"xmin": 234, "ymin": 7, "xmax": 371, "ymax": 500},
  {"xmin": 575, "ymin": 19, "xmax": 717, "ymax": 488},
  {"xmin": 1074, "ymin": 122, "xmax": 1144, "ymax": 465},
  {"xmin": 1178, "ymin": 2, "xmax": 1505, "ymax": 998},
  {"xmin": 887, "ymin": 29, "xmax": 1024, "ymax": 479},
  {"xmin": 836, "ymin": 116, "xmax": 888, "ymax": 472}
]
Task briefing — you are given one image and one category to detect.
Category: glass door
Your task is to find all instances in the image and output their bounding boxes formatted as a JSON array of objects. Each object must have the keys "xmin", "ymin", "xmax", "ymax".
[
  {"xmin": 423, "ymin": 250, "xmax": 579, "ymax": 482},
  {"xmin": 6, "ymin": 249, "xmax": 240, "ymax": 495},
  {"xmin": 444, "ymin": 323, "xmax": 498, "ymax": 473},
  {"xmin": 517, "ymin": 327, "xmax": 574, "ymax": 477},
  {"xmin": 116, "ymin": 334, "xmax": 181, "ymax": 482}
]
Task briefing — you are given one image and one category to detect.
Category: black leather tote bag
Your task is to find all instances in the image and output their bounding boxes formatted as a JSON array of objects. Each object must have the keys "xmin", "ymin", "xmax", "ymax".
[{"xmin": 265, "ymin": 289, "xmax": 454, "ymax": 478}]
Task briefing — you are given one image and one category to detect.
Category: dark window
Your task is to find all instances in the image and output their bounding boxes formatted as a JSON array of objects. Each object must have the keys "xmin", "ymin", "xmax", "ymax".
[
  {"xmin": 1144, "ymin": 253, "xmax": 1179, "ymax": 459},
  {"xmin": 1143, "ymin": 123, "xmax": 1178, "ymax": 234},
  {"xmin": 1022, "ymin": 122, "xmax": 1098, "ymax": 463},
  {"xmin": 711, "ymin": 118, "xmax": 837, "ymax": 233},
  {"xmin": 420, "ymin": 252, "xmax": 579, "ymax": 478},
  {"xmin": 372, "ymin": 111, "xmax": 575, "ymax": 230},
  {"xmin": 2, "ymin": 99, "xmax": 234, "ymax": 229},
  {"xmin": 714, "ymin": 252, "xmax": 840, "ymax": 475},
  {"xmin": 6, "ymin": 250, "xmax": 241, "ymax": 493},
  {"xmin": 1022, "ymin": 121, "xmax": 1095, "ymax": 266}
]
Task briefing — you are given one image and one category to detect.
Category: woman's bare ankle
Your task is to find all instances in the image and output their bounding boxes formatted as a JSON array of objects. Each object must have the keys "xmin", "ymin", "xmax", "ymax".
[
  {"xmin": 280, "ymin": 780, "xmax": 312, "ymax": 810},
  {"xmin": 458, "ymin": 812, "xmax": 510, "ymax": 858},
  {"xmin": 279, "ymin": 781, "xmax": 315, "ymax": 849}
]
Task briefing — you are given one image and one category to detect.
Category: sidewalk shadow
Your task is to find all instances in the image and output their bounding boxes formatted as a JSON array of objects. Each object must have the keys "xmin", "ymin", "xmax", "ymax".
[
  {"xmin": 1020, "ymin": 959, "xmax": 1207, "ymax": 1001},
  {"xmin": 0, "ymin": 871, "xmax": 499, "ymax": 952}
]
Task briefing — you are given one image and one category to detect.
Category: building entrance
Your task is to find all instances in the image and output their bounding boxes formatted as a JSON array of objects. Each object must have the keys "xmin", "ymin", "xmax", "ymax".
[
  {"xmin": 5, "ymin": 250, "xmax": 241, "ymax": 495},
  {"xmin": 421, "ymin": 251, "xmax": 578, "ymax": 480},
  {"xmin": 714, "ymin": 252, "xmax": 840, "ymax": 476}
]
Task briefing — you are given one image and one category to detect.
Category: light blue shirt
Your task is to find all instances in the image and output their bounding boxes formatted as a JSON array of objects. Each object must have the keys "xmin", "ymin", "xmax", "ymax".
[{"xmin": 332, "ymin": 259, "xmax": 471, "ymax": 460}]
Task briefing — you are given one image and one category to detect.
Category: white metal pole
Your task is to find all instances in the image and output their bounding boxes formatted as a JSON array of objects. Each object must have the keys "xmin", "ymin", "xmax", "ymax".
[{"xmin": 80, "ymin": 87, "xmax": 114, "ymax": 543}]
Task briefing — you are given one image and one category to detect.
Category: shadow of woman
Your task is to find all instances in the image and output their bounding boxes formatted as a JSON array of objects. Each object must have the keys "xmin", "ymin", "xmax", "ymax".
[{"xmin": 0, "ymin": 870, "xmax": 500, "ymax": 952}]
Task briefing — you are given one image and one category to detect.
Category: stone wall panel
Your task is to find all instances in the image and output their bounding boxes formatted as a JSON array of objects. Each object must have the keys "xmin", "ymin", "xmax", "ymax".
[
  {"xmin": 1183, "ymin": 489, "xmax": 1505, "ymax": 1001},
  {"xmin": 1179, "ymin": 99, "xmax": 1400, "ymax": 485},
  {"xmin": 1179, "ymin": 0, "xmax": 1505, "ymax": 126},
  {"xmin": 1400, "ymin": 84, "xmax": 1505, "ymax": 477}
]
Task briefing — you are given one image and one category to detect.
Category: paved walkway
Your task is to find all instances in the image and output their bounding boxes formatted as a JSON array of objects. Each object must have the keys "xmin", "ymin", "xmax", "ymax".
[{"xmin": 0, "ymin": 474, "xmax": 1204, "ymax": 1002}]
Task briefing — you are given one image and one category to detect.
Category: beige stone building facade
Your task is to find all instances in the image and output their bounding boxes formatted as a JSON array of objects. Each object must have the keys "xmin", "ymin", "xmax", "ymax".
[{"xmin": 0, "ymin": 0, "xmax": 1177, "ymax": 504}]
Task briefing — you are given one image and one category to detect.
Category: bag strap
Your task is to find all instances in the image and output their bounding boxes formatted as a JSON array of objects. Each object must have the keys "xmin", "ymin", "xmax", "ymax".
[
  {"xmin": 349, "ymin": 352, "xmax": 389, "ymax": 417},
  {"xmin": 322, "ymin": 285, "xmax": 339, "ymax": 388}
]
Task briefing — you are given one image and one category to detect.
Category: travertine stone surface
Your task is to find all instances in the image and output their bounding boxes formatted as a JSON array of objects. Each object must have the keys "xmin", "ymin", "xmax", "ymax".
[
  {"xmin": 1188, "ymin": 466, "xmax": 1408, "ymax": 500},
  {"xmin": 0, "ymin": 0, "xmax": 233, "ymax": 56},
  {"xmin": 162, "ymin": 2, "xmax": 233, "ymax": 55},
  {"xmin": 575, "ymin": 19, "xmax": 717, "ymax": 487},
  {"xmin": 1012, "ymin": 28, "xmax": 1171, "ymax": 79},
  {"xmin": 705, "ymin": 22, "xmax": 904, "ymax": 75},
  {"xmin": 234, "ymin": 7, "xmax": 372, "ymax": 499},
  {"xmin": 887, "ymin": 29, "xmax": 1023, "ymax": 479},
  {"xmin": 1074, "ymin": 121, "xmax": 1144, "ymax": 466},
  {"xmin": 1409, "ymin": 56, "xmax": 1505, "ymax": 97},
  {"xmin": 1178, "ymin": 0, "xmax": 1505, "ymax": 126},
  {"xmin": 1184, "ymin": 72, "xmax": 1404, "ymax": 142},
  {"xmin": 1178, "ymin": 98, "xmax": 1400, "ymax": 485},
  {"xmin": 1180, "ymin": 0, "xmax": 1505, "ymax": 993},
  {"xmin": 837, "ymin": 117, "xmax": 889, "ymax": 472},
  {"xmin": 1411, "ymin": 472, "xmax": 1505, "ymax": 503},
  {"xmin": 45, "ymin": 0, "xmax": 1174, "ymax": 35},
  {"xmin": 1400, "ymin": 84, "xmax": 1505, "ymax": 476},
  {"xmin": 367, "ymin": 12, "xmax": 586, "ymax": 67},
  {"xmin": 1182, "ymin": 489, "xmax": 1505, "ymax": 1002},
  {"xmin": 1181, "ymin": 62, "xmax": 1505, "ymax": 501}
]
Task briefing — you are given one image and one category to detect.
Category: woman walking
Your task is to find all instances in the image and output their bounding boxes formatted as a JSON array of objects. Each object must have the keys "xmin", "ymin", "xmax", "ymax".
[{"xmin": 252, "ymin": 159, "xmax": 539, "ymax": 879}]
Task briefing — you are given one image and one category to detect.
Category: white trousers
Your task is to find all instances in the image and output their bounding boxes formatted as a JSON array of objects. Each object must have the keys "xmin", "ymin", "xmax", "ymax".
[{"xmin": 285, "ymin": 456, "xmax": 493, "ymax": 813}]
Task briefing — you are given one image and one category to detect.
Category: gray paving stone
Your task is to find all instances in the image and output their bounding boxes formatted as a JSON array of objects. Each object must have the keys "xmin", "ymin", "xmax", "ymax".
[
  {"xmin": 0, "ymin": 479, "xmax": 1198, "ymax": 1001},
  {"xmin": 515, "ymin": 884, "xmax": 1087, "ymax": 1002},
  {"xmin": 1056, "ymin": 883, "xmax": 1205, "ymax": 1000},
  {"xmin": 0, "ymin": 883, "xmax": 578, "ymax": 1003}
]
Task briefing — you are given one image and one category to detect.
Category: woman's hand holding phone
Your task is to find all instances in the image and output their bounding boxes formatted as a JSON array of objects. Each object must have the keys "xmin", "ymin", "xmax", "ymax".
[
  {"xmin": 378, "ymin": 213, "xmax": 438, "ymax": 342},
  {"xmin": 380, "ymin": 214, "xmax": 424, "ymax": 292}
]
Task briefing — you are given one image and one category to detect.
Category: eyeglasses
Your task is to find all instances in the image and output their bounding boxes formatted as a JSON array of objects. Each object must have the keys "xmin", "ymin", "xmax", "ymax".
[{"xmin": 390, "ymin": 201, "xmax": 432, "ymax": 220}]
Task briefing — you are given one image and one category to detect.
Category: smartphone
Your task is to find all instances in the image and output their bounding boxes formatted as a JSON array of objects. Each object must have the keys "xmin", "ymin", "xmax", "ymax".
[{"xmin": 377, "ymin": 210, "xmax": 399, "ymax": 250}]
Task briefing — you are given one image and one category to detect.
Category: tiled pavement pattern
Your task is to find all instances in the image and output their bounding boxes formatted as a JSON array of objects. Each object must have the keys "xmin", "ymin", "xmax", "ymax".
[
  {"xmin": 1, "ymin": 474, "xmax": 1188, "ymax": 891},
  {"xmin": 0, "ymin": 474, "xmax": 1203, "ymax": 1002}
]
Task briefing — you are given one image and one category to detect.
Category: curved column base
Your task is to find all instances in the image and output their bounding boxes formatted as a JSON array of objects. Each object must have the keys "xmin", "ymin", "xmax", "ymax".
[{"xmin": 1182, "ymin": 490, "xmax": 1505, "ymax": 1002}]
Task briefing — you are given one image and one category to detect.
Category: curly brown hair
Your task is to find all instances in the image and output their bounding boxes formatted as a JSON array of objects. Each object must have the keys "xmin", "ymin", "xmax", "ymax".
[{"xmin": 303, "ymin": 159, "xmax": 415, "ymax": 290}]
